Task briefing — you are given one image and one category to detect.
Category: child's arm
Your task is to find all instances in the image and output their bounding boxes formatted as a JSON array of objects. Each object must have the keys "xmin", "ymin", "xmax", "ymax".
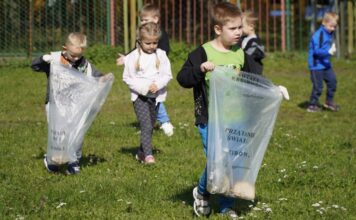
[
  {"xmin": 177, "ymin": 47, "xmax": 207, "ymax": 88},
  {"xmin": 311, "ymin": 32, "xmax": 331, "ymax": 58},
  {"xmin": 245, "ymin": 39, "xmax": 265, "ymax": 61},
  {"xmin": 122, "ymin": 55, "xmax": 150, "ymax": 96},
  {"xmin": 89, "ymin": 63, "xmax": 103, "ymax": 77},
  {"xmin": 31, "ymin": 55, "xmax": 51, "ymax": 73},
  {"xmin": 152, "ymin": 52, "xmax": 173, "ymax": 91},
  {"xmin": 116, "ymin": 53, "xmax": 125, "ymax": 66}
]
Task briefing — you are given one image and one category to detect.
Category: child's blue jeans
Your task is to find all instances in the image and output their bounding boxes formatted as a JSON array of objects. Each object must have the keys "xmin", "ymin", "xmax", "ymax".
[
  {"xmin": 156, "ymin": 102, "xmax": 170, "ymax": 124},
  {"xmin": 309, "ymin": 68, "xmax": 337, "ymax": 105},
  {"xmin": 197, "ymin": 123, "xmax": 235, "ymax": 212}
]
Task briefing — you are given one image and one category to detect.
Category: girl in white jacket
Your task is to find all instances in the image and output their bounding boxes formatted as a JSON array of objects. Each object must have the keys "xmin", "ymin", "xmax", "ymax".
[{"xmin": 123, "ymin": 22, "xmax": 172, "ymax": 164}]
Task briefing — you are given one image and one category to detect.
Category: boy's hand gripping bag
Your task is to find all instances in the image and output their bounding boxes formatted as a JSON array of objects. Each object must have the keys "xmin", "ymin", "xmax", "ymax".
[
  {"xmin": 46, "ymin": 53, "xmax": 114, "ymax": 165},
  {"xmin": 206, "ymin": 67, "xmax": 283, "ymax": 200}
]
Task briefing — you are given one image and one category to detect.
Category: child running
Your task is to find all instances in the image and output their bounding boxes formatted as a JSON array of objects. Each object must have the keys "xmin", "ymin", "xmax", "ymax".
[{"xmin": 123, "ymin": 22, "xmax": 172, "ymax": 164}]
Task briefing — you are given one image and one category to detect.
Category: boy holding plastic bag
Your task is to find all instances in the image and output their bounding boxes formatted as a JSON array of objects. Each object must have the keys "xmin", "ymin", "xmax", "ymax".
[
  {"xmin": 31, "ymin": 32, "xmax": 114, "ymax": 175},
  {"xmin": 177, "ymin": 2, "xmax": 288, "ymax": 218}
]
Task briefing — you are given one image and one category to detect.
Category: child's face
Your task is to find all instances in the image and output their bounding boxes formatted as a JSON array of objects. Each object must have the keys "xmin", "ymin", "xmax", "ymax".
[
  {"xmin": 242, "ymin": 21, "xmax": 254, "ymax": 36},
  {"xmin": 140, "ymin": 14, "xmax": 159, "ymax": 25},
  {"xmin": 139, "ymin": 35, "xmax": 159, "ymax": 54},
  {"xmin": 323, "ymin": 20, "xmax": 337, "ymax": 33},
  {"xmin": 63, "ymin": 44, "xmax": 84, "ymax": 62},
  {"xmin": 215, "ymin": 17, "xmax": 243, "ymax": 46}
]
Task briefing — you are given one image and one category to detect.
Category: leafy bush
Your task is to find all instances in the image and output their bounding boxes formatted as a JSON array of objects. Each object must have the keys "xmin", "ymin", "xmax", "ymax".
[
  {"xmin": 168, "ymin": 41, "xmax": 194, "ymax": 62},
  {"xmin": 85, "ymin": 44, "xmax": 123, "ymax": 65}
]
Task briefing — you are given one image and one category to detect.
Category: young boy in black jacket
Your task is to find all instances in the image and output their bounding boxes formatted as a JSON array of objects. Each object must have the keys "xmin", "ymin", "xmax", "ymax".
[{"xmin": 176, "ymin": 2, "xmax": 259, "ymax": 219}]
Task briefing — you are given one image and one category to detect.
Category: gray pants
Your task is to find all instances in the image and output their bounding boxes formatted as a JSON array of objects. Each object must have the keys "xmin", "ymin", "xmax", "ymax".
[{"xmin": 133, "ymin": 96, "xmax": 158, "ymax": 156}]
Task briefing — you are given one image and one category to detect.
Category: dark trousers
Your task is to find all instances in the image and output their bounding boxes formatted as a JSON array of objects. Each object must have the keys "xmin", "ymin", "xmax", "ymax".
[
  {"xmin": 309, "ymin": 68, "xmax": 337, "ymax": 105},
  {"xmin": 133, "ymin": 96, "xmax": 158, "ymax": 156}
]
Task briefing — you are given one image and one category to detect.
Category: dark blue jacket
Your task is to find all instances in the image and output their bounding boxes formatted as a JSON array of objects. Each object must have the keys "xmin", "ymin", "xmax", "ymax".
[{"xmin": 308, "ymin": 25, "xmax": 333, "ymax": 71}]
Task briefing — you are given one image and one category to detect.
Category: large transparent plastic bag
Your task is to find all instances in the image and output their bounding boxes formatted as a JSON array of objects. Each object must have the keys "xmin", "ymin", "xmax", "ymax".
[
  {"xmin": 46, "ymin": 61, "xmax": 114, "ymax": 165},
  {"xmin": 207, "ymin": 67, "xmax": 282, "ymax": 200}
]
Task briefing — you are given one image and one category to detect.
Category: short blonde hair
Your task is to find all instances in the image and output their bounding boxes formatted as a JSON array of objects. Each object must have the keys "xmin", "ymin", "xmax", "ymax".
[
  {"xmin": 65, "ymin": 32, "xmax": 87, "ymax": 48},
  {"xmin": 322, "ymin": 12, "xmax": 339, "ymax": 24},
  {"xmin": 139, "ymin": 3, "xmax": 160, "ymax": 19},
  {"xmin": 242, "ymin": 11, "xmax": 258, "ymax": 29},
  {"xmin": 211, "ymin": 2, "xmax": 242, "ymax": 26}
]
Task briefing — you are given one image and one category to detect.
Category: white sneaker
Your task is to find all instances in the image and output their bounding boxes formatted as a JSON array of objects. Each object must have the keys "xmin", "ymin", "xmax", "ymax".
[
  {"xmin": 160, "ymin": 122, "xmax": 174, "ymax": 136},
  {"xmin": 193, "ymin": 187, "xmax": 211, "ymax": 217}
]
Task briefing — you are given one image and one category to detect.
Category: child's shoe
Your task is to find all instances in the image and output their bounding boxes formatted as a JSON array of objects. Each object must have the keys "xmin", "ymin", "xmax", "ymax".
[
  {"xmin": 323, "ymin": 102, "xmax": 340, "ymax": 112},
  {"xmin": 220, "ymin": 208, "xmax": 238, "ymax": 219},
  {"xmin": 160, "ymin": 122, "xmax": 174, "ymax": 136},
  {"xmin": 135, "ymin": 153, "xmax": 156, "ymax": 164},
  {"xmin": 43, "ymin": 155, "xmax": 59, "ymax": 173},
  {"xmin": 193, "ymin": 187, "xmax": 211, "ymax": 217},
  {"xmin": 66, "ymin": 161, "xmax": 80, "ymax": 175},
  {"xmin": 307, "ymin": 105, "xmax": 321, "ymax": 112}
]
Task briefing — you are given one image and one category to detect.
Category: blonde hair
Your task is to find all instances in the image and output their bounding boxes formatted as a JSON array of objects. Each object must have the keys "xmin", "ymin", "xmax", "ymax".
[
  {"xmin": 65, "ymin": 32, "xmax": 87, "ymax": 48},
  {"xmin": 322, "ymin": 12, "xmax": 339, "ymax": 24},
  {"xmin": 136, "ymin": 22, "xmax": 161, "ymax": 71},
  {"xmin": 242, "ymin": 11, "xmax": 258, "ymax": 29},
  {"xmin": 139, "ymin": 3, "xmax": 160, "ymax": 19},
  {"xmin": 211, "ymin": 2, "xmax": 242, "ymax": 26}
]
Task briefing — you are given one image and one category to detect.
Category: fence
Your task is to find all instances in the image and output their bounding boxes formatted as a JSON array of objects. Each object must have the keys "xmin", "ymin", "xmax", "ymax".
[{"xmin": 0, "ymin": 0, "xmax": 355, "ymax": 58}]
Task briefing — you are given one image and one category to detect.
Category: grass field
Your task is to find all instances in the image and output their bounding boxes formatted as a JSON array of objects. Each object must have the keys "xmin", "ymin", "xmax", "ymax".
[{"xmin": 0, "ymin": 51, "xmax": 355, "ymax": 219}]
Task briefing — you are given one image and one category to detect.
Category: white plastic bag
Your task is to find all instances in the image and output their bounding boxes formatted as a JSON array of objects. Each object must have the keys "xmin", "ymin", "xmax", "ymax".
[
  {"xmin": 46, "ymin": 60, "xmax": 114, "ymax": 165},
  {"xmin": 206, "ymin": 67, "xmax": 282, "ymax": 200}
]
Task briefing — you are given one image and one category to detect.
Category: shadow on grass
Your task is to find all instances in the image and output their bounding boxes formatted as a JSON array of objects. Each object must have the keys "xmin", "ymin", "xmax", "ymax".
[
  {"xmin": 120, "ymin": 146, "xmax": 163, "ymax": 157},
  {"xmin": 298, "ymin": 100, "xmax": 310, "ymax": 109},
  {"xmin": 170, "ymin": 186, "xmax": 258, "ymax": 216},
  {"xmin": 80, "ymin": 154, "xmax": 106, "ymax": 168},
  {"xmin": 34, "ymin": 150, "xmax": 106, "ymax": 168},
  {"xmin": 128, "ymin": 121, "xmax": 162, "ymax": 131}
]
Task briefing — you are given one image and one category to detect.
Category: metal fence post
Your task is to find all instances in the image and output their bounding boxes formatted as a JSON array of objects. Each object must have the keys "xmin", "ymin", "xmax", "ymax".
[
  {"xmin": 28, "ymin": 0, "xmax": 33, "ymax": 58},
  {"xmin": 124, "ymin": 0, "xmax": 129, "ymax": 53},
  {"xmin": 107, "ymin": 0, "xmax": 111, "ymax": 45}
]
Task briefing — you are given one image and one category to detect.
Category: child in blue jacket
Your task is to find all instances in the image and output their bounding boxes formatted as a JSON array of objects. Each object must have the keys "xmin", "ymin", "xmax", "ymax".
[{"xmin": 307, "ymin": 12, "xmax": 339, "ymax": 112}]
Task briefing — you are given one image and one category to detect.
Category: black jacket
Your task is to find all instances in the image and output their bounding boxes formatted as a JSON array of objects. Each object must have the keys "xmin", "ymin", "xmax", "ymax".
[
  {"xmin": 176, "ymin": 45, "xmax": 260, "ymax": 125},
  {"xmin": 240, "ymin": 36, "xmax": 265, "ymax": 74}
]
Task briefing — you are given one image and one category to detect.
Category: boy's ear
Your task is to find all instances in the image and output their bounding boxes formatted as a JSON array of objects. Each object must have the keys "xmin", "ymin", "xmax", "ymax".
[
  {"xmin": 214, "ymin": 24, "xmax": 222, "ymax": 35},
  {"xmin": 62, "ymin": 45, "xmax": 67, "ymax": 51},
  {"xmin": 153, "ymin": 16, "xmax": 159, "ymax": 24}
]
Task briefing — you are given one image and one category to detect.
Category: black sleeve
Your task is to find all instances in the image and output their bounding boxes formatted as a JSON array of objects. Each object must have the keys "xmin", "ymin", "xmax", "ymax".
[
  {"xmin": 158, "ymin": 29, "xmax": 170, "ymax": 55},
  {"xmin": 90, "ymin": 63, "xmax": 103, "ymax": 77},
  {"xmin": 245, "ymin": 38, "xmax": 265, "ymax": 61},
  {"xmin": 176, "ymin": 46, "xmax": 207, "ymax": 88},
  {"xmin": 31, "ymin": 55, "xmax": 50, "ymax": 74},
  {"xmin": 242, "ymin": 52, "xmax": 263, "ymax": 75}
]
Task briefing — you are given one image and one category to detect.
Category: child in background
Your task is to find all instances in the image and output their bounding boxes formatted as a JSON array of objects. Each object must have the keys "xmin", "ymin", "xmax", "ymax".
[
  {"xmin": 241, "ymin": 11, "xmax": 265, "ymax": 74},
  {"xmin": 31, "ymin": 32, "xmax": 111, "ymax": 174},
  {"xmin": 123, "ymin": 22, "xmax": 172, "ymax": 164},
  {"xmin": 307, "ymin": 12, "xmax": 339, "ymax": 112},
  {"xmin": 117, "ymin": 3, "xmax": 174, "ymax": 136},
  {"xmin": 177, "ymin": 2, "xmax": 260, "ymax": 218}
]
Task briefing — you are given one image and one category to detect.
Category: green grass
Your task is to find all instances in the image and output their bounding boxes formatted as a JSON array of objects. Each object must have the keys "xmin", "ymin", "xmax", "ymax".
[{"xmin": 0, "ymin": 52, "xmax": 355, "ymax": 219}]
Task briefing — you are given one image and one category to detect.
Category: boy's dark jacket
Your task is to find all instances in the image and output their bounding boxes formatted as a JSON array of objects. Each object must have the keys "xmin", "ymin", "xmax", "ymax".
[{"xmin": 177, "ymin": 45, "xmax": 261, "ymax": 125}]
